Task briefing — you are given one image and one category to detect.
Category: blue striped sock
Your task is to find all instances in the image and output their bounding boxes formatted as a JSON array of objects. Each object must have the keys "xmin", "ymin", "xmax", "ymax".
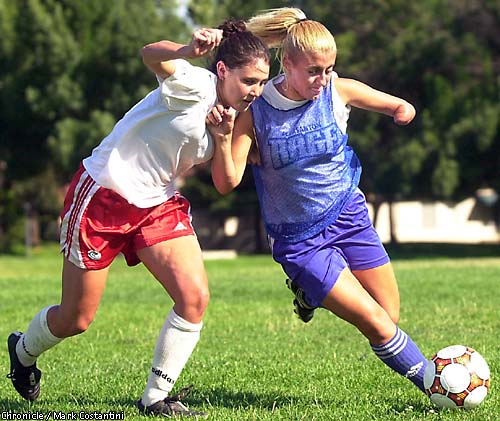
[{"xmin": 371, "ymin": 327, "xmax": 427, "ymax": 392}]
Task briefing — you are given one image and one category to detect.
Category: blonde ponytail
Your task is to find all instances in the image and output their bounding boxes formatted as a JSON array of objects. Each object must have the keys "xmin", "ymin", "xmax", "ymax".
[
  {"xmin": 246, "ymin": 7, "xmax": 336, "ymax": 62},
  {"xmin": 246, "ymin": 8, "xmax": 307, "ymax": 48}
]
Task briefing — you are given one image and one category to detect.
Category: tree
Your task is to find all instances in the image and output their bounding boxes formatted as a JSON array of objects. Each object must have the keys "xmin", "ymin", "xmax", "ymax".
[
  {"xmin": 0, "ymin": 0, "xmax": 190, "ymax": 251},
  {"xmin": 185, "ymin": 0, "xmax": 499, "ymax": 244},
  {"xmin": 314, "ymin": 0, "xmax": 499, "ymax": 202},
  {"xmin": 1, "ymin": 0, "xmax": 499, "ymax": 251}
]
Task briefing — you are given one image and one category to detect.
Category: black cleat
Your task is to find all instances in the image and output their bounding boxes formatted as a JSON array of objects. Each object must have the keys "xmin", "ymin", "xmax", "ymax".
[
  {"xmin": 285, "ymin": 278, "xmax": 316, "ymax": 323},
  {"xmin": 137, "ymin": 385, "xmax": 207, "ymax": 418},
  {"xmin": 6, "ymin": 331, "xmax": 42, "ymax": 401}
]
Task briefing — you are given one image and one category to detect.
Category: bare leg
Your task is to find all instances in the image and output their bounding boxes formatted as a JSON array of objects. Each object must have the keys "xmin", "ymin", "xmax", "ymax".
[
  {"xmin": 352, "ymin": 262, "xmax": 400, "ymax": 324},
  {"xmin": 48, "ymin": 257, "xmax": 109, "ymax": 338},
  {"xmin": 8, "ymin": 258, "xmax": 109, "ymax": 401},
  {"xmin": 322, "ymin": 267, "xmax": 426, "ymax": 391},
  {"xmin": 137, "ymin": 235, "xmax": 209, "ymax": 323},
  {"xmin": 322, "ymin": 267, "xmax": 396, "ymax": 345},
  {"xmin": 137, "ymin": 236, "xmax": 209, "ymax": 408}
]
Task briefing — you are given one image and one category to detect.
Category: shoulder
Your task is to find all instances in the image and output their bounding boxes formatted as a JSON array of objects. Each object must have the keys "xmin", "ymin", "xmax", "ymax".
[
  {"xmin": 333, "ymin": 77, "xmax": 380, "ymax": 106},
  {"xmin": 159, "ymin": 59, "xmax": 216, "ymax": 107},
  {"xmin": 332, "ymin": 76, "xmax": 354, "ymax": 104},
  {"xmin": 330, "ymin": 75, "xmax": 351, "ymax": 133},
  {"xmin": 158, "ymin": 59, "xmax": 211, "ymax": 82}
]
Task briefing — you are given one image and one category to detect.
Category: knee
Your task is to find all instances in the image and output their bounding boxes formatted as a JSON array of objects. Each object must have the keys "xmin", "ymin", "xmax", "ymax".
[
  {"xmin": 50, "ymin": 313, "xmax": 94, "ymax": 338},
  {"xmin": 389, "ymin": 308, "xmax": 400, "ymax": 325},
  {"xmin": 176, "ymin": 283, "xmax": 210, "ymax": 321},
  {"xmin": 382, "ymin": 302, "xmax": 400, "ymax": 325},
  {"xmin": 71, "ymin": 316, "xmax": 95, "ymax": 335},
  {"xmin": 192, "ymin": 285, "xmax": 210, "ymax": 316},
  {"xmin": 359, "ymin": 306, "xmax": 396, "ymax": 345}
]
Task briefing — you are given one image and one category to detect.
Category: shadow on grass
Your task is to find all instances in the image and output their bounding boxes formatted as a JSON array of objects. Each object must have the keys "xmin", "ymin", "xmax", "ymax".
[
  {"xmin": 0, "ymin": 388, "xmax": 320, "ymax": 413},
  {"xmin": 384, "ymin": 242, "xmax": 499, "ymax": 260},
  {"xmin": 192, "ymin": 387, "xmax": 311, "ymax": 410},
  {"xmin": 1, "ymin": 392, "xmax": 437, "ymax": 417}
]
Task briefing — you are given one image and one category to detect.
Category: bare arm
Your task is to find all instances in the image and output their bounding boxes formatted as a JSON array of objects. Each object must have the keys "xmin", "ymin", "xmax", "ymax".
[
  {"xmin": 334, "ymin": 78, "xmax": 416, "ymax": 125},
  {"xmin": 141, "ymin": 28, "xmax": 223, "ymax": 79},
  {"xmin": 208, "ymin": 109, "xmax": 256, "ymax": 195}
]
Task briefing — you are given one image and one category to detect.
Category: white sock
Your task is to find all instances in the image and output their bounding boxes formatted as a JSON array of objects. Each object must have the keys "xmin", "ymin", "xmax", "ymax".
[
  {"xmin": 16, "ymin": 305, "xmax": 63, "ymax": 367},
  {"xmin": 141, "ymin": 309, "xmax": 202, "ymax": 406}
]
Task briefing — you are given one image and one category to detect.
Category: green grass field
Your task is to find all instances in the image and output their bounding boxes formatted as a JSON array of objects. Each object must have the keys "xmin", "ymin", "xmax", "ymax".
[{"xmin": 1, "ymin": 244, "xmax": 499, "ymax": 420}]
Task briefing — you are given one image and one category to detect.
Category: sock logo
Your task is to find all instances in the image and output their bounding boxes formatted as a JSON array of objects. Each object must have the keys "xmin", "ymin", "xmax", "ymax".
[
  {"xmin": 406, "ymin": 361, "xmax": 424, "ymax": 378},
  {"xmin": 151, "ymin": 367, "xmax": 175, "ymax": 384},
  {"xmin": 22, "ymin": 336, "xmax": 36, "ymax": 357}
]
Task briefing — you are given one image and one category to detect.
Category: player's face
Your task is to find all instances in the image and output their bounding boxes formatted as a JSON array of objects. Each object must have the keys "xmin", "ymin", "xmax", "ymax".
[
  {"xmin": 283, "ymin": 50, "xmax": 336, "ymax": 100},
  {"xmin": 217, "ymin": 58, "xmax": 269, "ymax": 112}
]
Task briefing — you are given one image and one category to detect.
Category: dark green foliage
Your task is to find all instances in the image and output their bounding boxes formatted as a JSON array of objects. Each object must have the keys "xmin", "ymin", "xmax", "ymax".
[
  {"xmin": 311, "ymin": 0, "xmax": 500, "ymax": 202},
  {"xmin": 1, "ymin": 0, "xmax": 189, "ymax": 182},
  {"xmin": 0, "ymin": 0, "xmax": 190, "ymax": 251},
  {"xmin": 187, "ymin": 0, "xmax": 500, "ymax": 203},
  {"xmin": 1, "ymin": 0, "xmax": 499, "ymax": 252}
]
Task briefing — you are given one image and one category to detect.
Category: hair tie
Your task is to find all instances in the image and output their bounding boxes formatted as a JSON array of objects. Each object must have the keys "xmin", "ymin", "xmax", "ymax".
[{"xmin": 298, "ymin": 18, "xmax": 308, "ymax": 22}]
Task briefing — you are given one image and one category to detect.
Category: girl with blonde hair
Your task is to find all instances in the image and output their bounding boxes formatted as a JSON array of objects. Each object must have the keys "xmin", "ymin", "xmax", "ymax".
[{"xmin": 209, "ymin": 7, "xmax": 429, "ymax": 394}]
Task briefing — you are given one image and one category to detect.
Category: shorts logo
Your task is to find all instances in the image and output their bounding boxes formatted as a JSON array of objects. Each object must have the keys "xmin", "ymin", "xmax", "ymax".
[
  {"xmin": 87, "ymin": 250, "xmax": 102, "ymax": 261},
  {"xmin": 174, "ymin": 221, "xmax": 187, "ymax": 231}
]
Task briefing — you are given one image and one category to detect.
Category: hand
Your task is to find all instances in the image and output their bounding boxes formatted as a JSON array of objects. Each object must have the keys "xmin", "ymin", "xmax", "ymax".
[
  {"xmin": 393, "ymin": 101, "xmax": 416, "ymax": 125},
  {"xmin": 206, "ymin": 104, "xmax": 225, "ymax": 126},
  {"xmin": 206, "ymin": 104, "xmax": 236, "ymax": 140},
  {"xmin": 188, "ymin": 28, "xmax": 223, "ymax": 58}
]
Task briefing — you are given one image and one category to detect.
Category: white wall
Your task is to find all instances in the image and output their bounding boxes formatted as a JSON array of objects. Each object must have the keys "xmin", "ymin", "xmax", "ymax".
[{"xmin": 369, "ymin": 198, "xmax": 500, "ymax": 244}]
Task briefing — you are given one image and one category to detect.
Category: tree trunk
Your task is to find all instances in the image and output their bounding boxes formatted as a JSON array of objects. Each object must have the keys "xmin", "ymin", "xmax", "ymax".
[{"xmin": 388, "ymin": 200, "xmax": 398, "ymax": 244}]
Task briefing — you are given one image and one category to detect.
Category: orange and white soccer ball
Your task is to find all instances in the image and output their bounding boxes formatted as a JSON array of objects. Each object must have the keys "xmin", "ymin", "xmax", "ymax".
[{"xmin": 423, "ymin": 345, "xmax": 491, "ymax": 409}]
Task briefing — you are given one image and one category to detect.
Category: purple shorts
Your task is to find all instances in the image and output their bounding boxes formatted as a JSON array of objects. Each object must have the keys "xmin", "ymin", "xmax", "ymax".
[{"xmin": 271, "ymin": 189, "xmax": 389, "ymax": 307}]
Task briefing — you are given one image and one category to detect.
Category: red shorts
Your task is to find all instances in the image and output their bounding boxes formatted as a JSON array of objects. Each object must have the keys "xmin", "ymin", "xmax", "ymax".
[{"xmin": 60, "ymin": 165, "xmax": 195, "ymax": 269}]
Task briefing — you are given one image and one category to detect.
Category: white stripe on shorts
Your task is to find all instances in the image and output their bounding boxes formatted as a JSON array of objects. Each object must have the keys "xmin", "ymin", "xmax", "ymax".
[{"xmin": 60, "ymin": 170, "xmax": 99, "ymax": 268}]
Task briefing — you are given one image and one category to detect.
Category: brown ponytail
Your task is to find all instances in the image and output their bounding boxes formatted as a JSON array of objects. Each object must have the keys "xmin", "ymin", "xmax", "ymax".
[{"xmin": 208, "ymin": 19, "xmax": 270, "ymax": 73}]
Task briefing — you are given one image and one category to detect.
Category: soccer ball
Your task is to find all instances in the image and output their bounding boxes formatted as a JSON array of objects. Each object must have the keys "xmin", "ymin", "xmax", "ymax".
[{"xmin": 423, "ymin": 345, "xmax": 491, "ymax": 409}]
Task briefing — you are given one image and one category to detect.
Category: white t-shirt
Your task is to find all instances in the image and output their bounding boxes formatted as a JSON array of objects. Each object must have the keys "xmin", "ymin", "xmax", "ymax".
[
  {"xmin": 261, "ymin": 73, "xmax": 350, "ymax": 134},
  {"xmin": 83, "ymin": 59, "xmax": 217, "ymax": 208}
]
